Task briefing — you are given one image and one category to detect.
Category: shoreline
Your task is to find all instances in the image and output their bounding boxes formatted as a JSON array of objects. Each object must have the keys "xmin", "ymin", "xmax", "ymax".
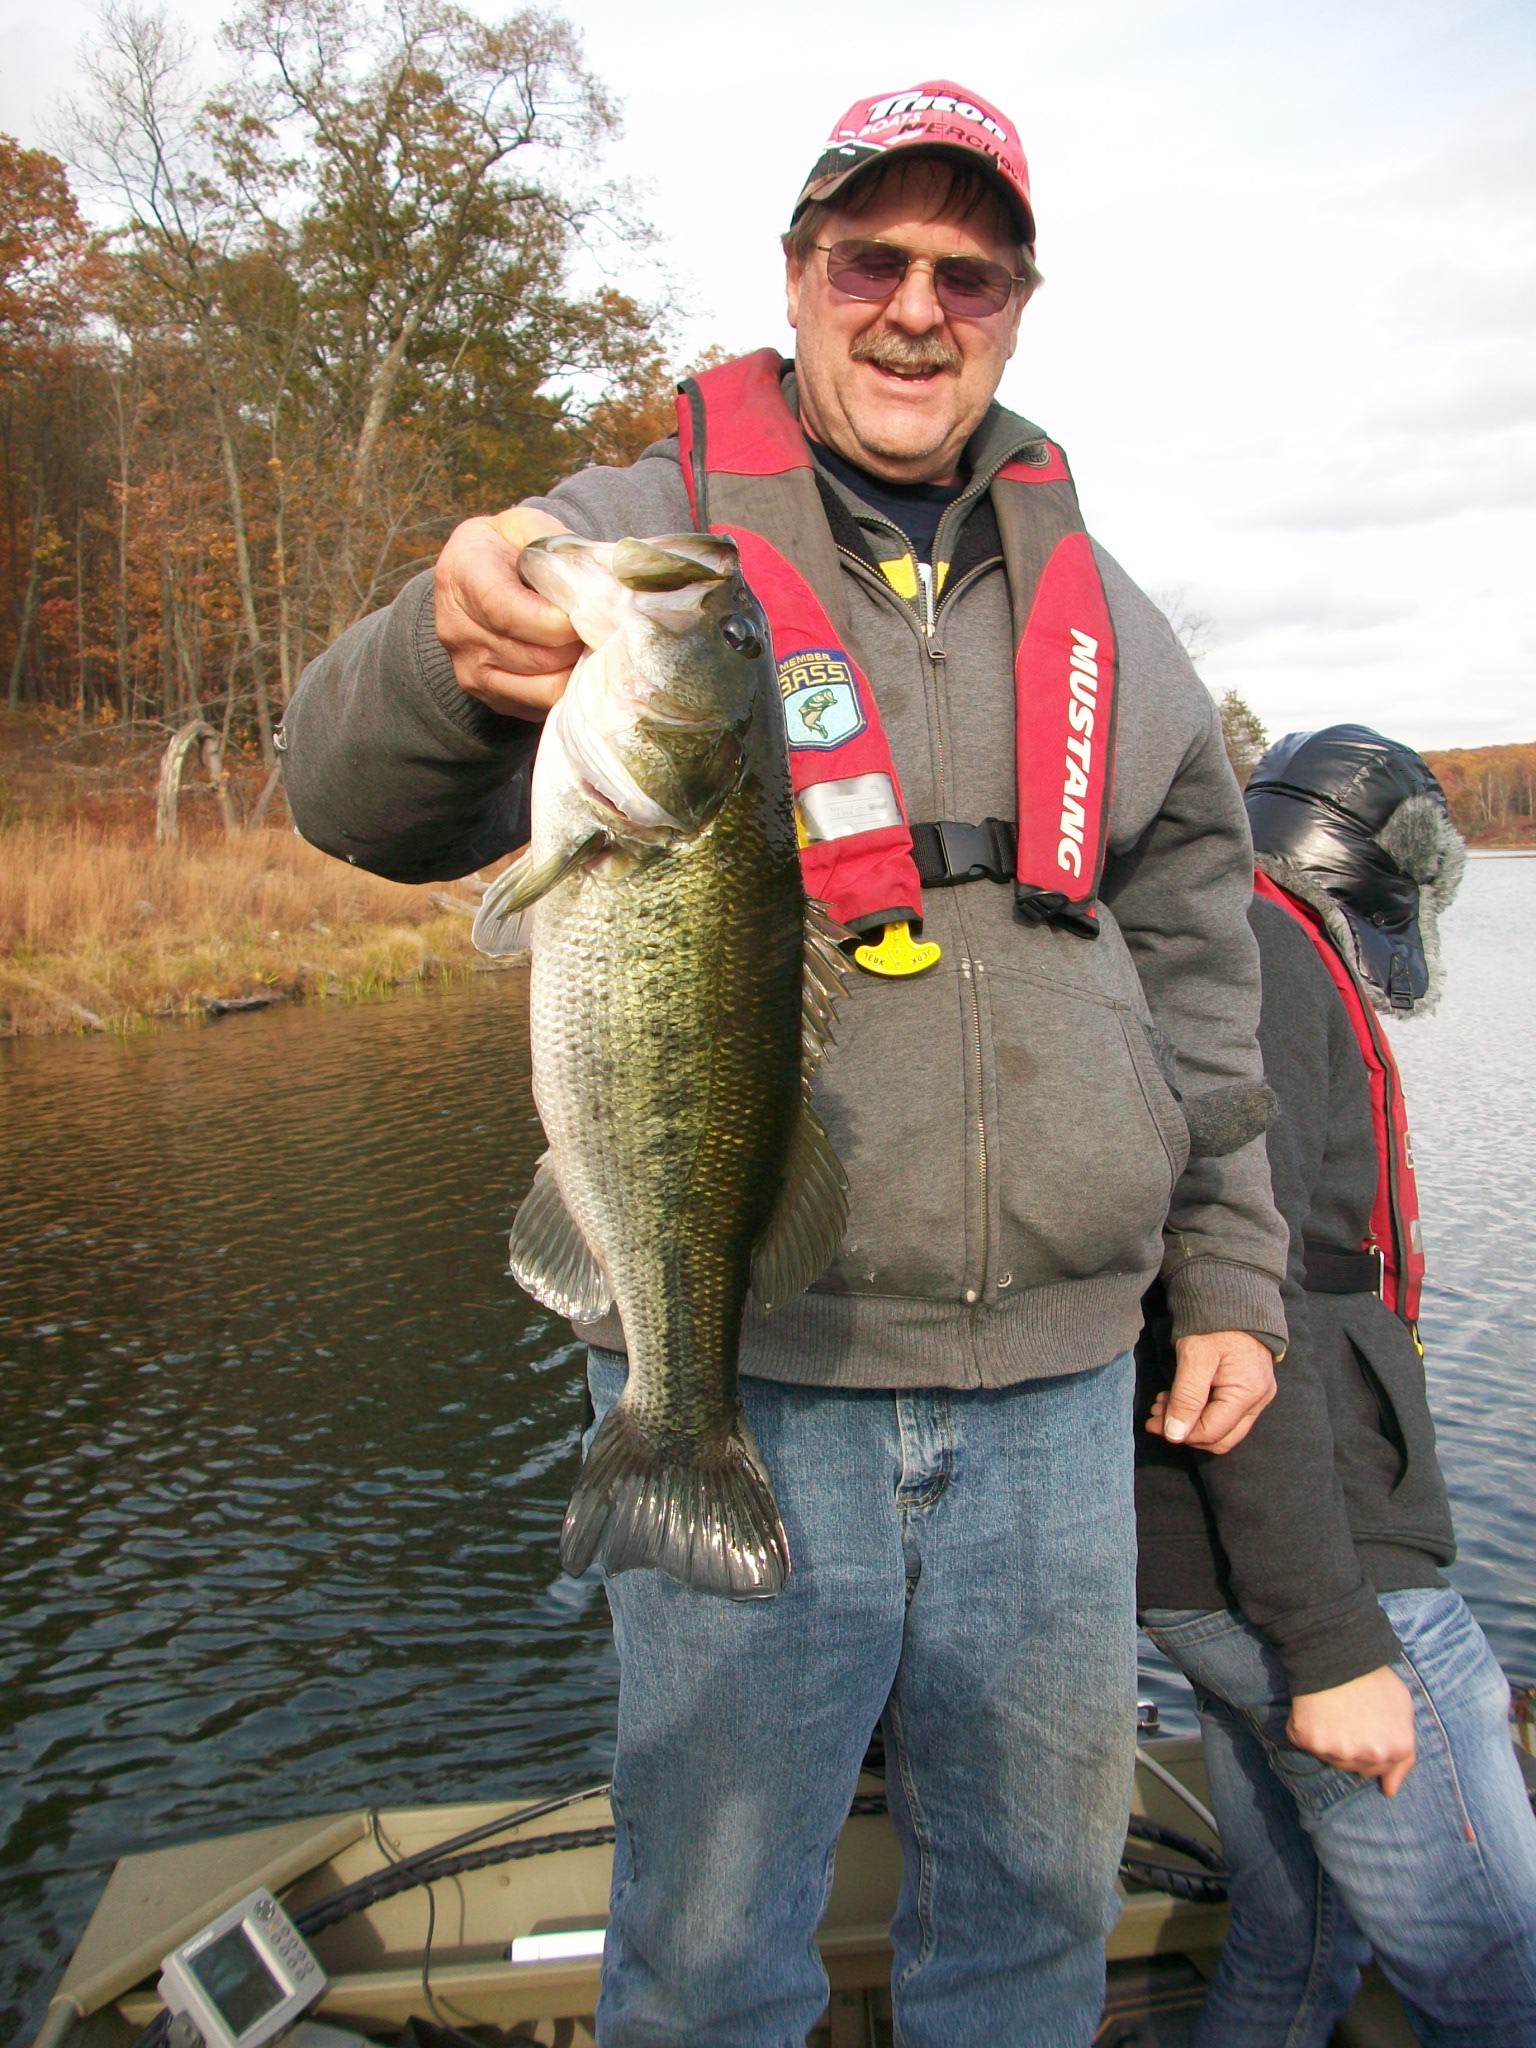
[
  {"xmin": 1, "ymin": 943, "xmax": 526, "ymax": 1041},
  {"xmin": 0, "ymin": 814, "xmax": 521, "ymax": 1040},
  {"xmin": 1, "ymin": 709, "xmax": 529, "ymax": 1038},
  {"xmin": 10, "ymin": 847, "xmax": 1529, "ymax": 1040},
  {"xmin": 3, "ymin": 713, "xmax": 1529, "ymax": 1038}
]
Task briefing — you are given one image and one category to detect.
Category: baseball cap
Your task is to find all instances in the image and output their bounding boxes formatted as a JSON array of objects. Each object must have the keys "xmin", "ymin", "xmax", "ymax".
[{"xmin": 791, "ymin": 81, "xmax": 1034, "ymax": 250}]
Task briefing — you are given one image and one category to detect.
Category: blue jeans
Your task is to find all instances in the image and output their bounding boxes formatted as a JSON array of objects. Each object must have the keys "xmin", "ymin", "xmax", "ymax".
[
  {"xmin": 1144, "ymin": 1589, "xmax": 1536, "ymax": 2047},
  {"xmin": 584, "ymin": 1347, "xmax": 1137, "ymax": 2048}
]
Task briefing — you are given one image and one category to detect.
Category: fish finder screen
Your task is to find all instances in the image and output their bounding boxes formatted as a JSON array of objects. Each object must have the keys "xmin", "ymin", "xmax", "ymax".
[{"xmin": 187, "ymin": 1924, "xmax": 285, "ymax": 2034}]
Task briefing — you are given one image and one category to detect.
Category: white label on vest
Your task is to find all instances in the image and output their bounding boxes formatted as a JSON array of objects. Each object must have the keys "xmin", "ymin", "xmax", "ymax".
[
  {"xmin": 797, "ymin": 775, "xmax": 903, "ymax": 843},
  {"xmin": 779, "ymin": 651, "xmax": 866, "ymax": 749},
  {"xmin": 1057, "ymin": 630, "xmax": 1099, "ymax": 874}
]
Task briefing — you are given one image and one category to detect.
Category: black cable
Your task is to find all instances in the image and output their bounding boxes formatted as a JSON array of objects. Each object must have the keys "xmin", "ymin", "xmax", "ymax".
[
  {"xmin": 418, "ymin": 1878, "xmax": 487, "ymax": 2048},
  {"xmin": 1119, "ymin": 1854, "xmax": 1230, "ymax": 1905},
  {"xmin": 1124, "ymin": 1813, "xmax": 1227, "ymax": 1874},
  {"xmin": 1119, "ymin": 1813, "xmax": 1230, "ymax": 1903},
  {"xmin": 367, "ymin": 1815, "xmax": 482, "ymax": 2048},
  {"xmin": 301, "ymin": 1783, "xmax": 614, "ymax": 1934},
  {"xmin": 295, "ymin": 1821, "xmax": 623, "ymax": 1936},
  {"xmin": 297, "ymin": 1792, "xmax": 893, "ymax": 1936}
]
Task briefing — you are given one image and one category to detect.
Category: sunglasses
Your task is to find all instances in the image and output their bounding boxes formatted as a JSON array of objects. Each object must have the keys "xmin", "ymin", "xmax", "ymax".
[{"xmin": 813, "ymin": 238, "xmax": 1027, "ymax": 319}]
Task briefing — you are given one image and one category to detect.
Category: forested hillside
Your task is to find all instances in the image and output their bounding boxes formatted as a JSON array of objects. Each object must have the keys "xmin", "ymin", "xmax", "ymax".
[
  {"xmin": 1423, "ymin": 744, "xmax": 1536, "ymax": 847},
  {"xmin": 1, "ymin": 0, "xmax": 677, "ymax": 772}
]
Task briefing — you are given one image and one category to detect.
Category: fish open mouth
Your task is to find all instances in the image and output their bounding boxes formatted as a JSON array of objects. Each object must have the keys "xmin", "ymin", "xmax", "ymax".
[
  {"xmin": 641, "ymin": 691, "xmax": 727, "ymax": 731},
  {"xmin": 579, "ymin": 778, "xmax": 625, "ymax": 818}
]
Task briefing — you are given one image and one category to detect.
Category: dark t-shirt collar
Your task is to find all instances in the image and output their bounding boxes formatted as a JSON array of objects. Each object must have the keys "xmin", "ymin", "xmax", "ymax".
[{"xmin": 805, "ymin": 437, "xmax": 965, "ymax": 566}]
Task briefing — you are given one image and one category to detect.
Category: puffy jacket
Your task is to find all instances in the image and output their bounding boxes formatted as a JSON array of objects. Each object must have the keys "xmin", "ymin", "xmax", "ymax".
[{"xmin": 1136, "ymin": 894, "xmax": 1456, "ymax": 1695}]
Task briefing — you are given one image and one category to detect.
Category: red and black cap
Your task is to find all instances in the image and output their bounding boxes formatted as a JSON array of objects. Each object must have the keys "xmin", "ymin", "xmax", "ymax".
[{"xmin": 791, "ymin": 81, "xmax": 1034, "ymax": 250}]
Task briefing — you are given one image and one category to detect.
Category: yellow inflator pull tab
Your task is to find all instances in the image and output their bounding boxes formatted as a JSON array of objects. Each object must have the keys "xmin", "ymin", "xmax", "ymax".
[{"xmin": 853, "ymin": 921, "xmax": 941, "ymax": 978}]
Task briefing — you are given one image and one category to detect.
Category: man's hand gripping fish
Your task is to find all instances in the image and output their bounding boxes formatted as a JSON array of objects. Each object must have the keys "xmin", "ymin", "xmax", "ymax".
[{"xmin": 473, "ymin": 534, "xmax": 850, "ymax": 1599}]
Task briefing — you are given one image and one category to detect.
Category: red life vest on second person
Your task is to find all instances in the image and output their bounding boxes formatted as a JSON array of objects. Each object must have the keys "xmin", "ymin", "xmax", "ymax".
[
  {"xmin": 1254, "ymin": 868, "xmax": 1426, "ymax": 1325},
  {"xmin": 675, "ymin": 351, "xmax": 1119, "ymax": 938}
]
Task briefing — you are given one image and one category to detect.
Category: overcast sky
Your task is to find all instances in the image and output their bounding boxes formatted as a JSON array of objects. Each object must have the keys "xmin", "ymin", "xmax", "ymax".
[{"xmin": 4, "ymin": 0, "xmax": 1532, "ymax": 748}]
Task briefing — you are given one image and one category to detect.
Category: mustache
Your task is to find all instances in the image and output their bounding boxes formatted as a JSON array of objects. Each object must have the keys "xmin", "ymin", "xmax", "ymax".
[{"xmin": 848, "ymin": 331, "xmax": 961, "ymax": 375}]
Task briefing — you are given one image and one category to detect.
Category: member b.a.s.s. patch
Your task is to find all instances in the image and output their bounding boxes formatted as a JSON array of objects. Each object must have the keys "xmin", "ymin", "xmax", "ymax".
[{"xmin": 778, "ymin": 651, "xmax": 865, "ymax": 749}]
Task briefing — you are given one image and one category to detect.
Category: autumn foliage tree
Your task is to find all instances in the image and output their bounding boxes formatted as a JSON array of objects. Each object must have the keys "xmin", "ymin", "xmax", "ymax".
[
  {"xmin": 1424, "ymin": 743, "xmax": 1536, "ymax": 845},
  {"xmin": 0, "ymin": 136, "xmax": 109, "ymax": 715},
  {"xmin": 1, "ymin": 0, "xmax": 678, "ymax": 789}
]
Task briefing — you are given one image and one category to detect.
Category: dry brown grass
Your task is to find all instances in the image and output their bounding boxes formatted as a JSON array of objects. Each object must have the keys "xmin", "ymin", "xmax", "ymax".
[{"xmin": 0, "ymin": 820, "xmax": 512, "ymax": 1036}]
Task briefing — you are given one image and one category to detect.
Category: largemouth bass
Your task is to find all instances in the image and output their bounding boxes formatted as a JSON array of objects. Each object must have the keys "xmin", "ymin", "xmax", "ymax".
[{"xmin": 473, "ymin": 534, "xmax": 849, "ymax": 1599}]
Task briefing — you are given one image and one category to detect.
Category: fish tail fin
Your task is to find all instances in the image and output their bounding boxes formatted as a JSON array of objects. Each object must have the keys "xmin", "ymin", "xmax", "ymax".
[{"xmin": 560, "ymin": 1398, "xmax": 789, "ymax": 1600}]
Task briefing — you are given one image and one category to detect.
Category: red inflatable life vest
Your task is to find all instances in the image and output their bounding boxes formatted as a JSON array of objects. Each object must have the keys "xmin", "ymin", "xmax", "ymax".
[
  {"xmin": 675, "ymin": 351, "xmax": 1118, "ymax": 938},
  {"xmin": 1254, "ymin": 868, "xmax": 1426, "ymax": 1325}
]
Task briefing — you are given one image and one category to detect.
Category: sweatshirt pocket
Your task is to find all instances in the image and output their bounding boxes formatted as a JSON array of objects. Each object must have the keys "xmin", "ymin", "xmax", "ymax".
[
  {"xmin": 811, "ymin": 956, "xmax": 972, "ymax": 1297},
  {"xmin": 986, "ymin": 967, "xmax": 1191, "ymax": 1291},
  {"xmin": 1327, "ymin": 1301, "xmax": 1452, "ymax": 1539}
]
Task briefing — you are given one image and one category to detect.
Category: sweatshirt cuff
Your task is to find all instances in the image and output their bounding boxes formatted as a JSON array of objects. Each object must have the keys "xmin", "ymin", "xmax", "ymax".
[
  {"xmin": 1163, "ymin": 1256, "xmax": 1286, "ymax": 1355},
  {"xmin": 1264, "ymin": 1587, "xmax": 1405, "ymax": 1698},
  {"xmin": 408, "ymin": 572, "xmax": 544, "ymax": 750}
]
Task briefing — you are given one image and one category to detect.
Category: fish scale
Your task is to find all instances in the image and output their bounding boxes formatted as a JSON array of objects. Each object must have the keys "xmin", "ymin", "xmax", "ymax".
[{"xmin": 529, "ymin": 824, "xmax": 804, "ymax": 1441}]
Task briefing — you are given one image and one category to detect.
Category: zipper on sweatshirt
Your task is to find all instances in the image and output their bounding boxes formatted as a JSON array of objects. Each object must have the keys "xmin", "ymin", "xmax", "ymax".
[
  {"xmin": 833, "ymin": 541, "xmax": 951, "ymax": 802},
  {"xmin": 917, "ymin": 561, "xmax": 936, "ymax": 635},
  {"xmin": 831, "ymin": 504, "xmax": 949, "ymax": 649},
  {"xmin": 959, "ymin": 955, "xmax": 989, "ymax": 1305},
  {"xmin": 830, "ymin": 539, "xmax": 999, "ymax": 1303}
]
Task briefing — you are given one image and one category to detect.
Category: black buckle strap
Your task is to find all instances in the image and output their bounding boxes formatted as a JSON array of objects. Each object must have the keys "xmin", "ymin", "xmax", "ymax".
[
  {"xmin": 1303, "ymin": 1241, "xmax": 1385, "ymax": 1296},
  {"xmin": 910, "ymin": 818, "xmax": 1017, "ymax": 888}
]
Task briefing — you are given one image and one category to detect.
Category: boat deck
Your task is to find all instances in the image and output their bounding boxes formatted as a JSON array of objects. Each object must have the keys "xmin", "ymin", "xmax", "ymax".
[{"xmin": 38, "ymin": 1735, "xmax": 1536, "ymax": 2048}]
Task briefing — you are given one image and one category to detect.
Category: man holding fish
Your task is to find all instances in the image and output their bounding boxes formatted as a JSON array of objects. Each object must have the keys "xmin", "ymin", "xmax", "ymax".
[{"xmin": 283, "ymin": 79, "xmax": 1288, "ymax": 2048}]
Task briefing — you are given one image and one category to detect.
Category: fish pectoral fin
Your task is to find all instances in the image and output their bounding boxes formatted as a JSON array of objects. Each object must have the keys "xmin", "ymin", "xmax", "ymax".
[
  {"xmin": 507, "ymin": 1154, "xmax": 614, "ymax": 1319},
  {"xmin": 750, "ymin": 1091, "xmax": 849, "ymax": 1313},
  {"xmin": 800, "ymin": 899, "xmax": 853, "ymax": 1072},
  {"xmin": 751, "ymin": 902, "xmax": 853, "ymax": 1311},
  {"xmin": 471, "ymin": 898, "xmax": 535, "ymax": 957},
  {"xmin": 471, "ymin": 832, "xmax": 609, "ymax": 956}
]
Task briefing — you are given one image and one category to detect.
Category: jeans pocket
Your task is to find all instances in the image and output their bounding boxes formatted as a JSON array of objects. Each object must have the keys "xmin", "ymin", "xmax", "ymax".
[
  {"xmin": 1142, "ymin": 1607, "xmax": 1247, "ymax": 1652},
  {"xmin": 1382, "ymin": 1587, "xmax": 1510, "ymax": 1717}
]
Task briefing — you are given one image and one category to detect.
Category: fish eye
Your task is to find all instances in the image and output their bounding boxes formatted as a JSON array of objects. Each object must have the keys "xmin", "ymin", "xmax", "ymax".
[{"xmin": 719, "ymin": 614, "xmax": 763, "ymax": 658}]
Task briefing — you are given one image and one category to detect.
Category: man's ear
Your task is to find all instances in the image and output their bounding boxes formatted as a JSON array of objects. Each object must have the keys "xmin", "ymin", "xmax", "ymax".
[
  {"xmin": 785, "ymin": 256, "xmax": 804, "ymax": 332},
  {"xmin": 1003, "ymin": 286, "xmax": 1030, "ymax": 362}
]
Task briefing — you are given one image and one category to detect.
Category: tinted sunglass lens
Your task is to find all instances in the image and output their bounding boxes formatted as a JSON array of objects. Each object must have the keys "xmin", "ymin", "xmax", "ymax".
[
  {"xmin": 934, "ymin": 260, "xmax": 1011, "ymax": 315},
  {"xmin": 826, "ymin": 241, "xmax": 908, "ymax": 299}
]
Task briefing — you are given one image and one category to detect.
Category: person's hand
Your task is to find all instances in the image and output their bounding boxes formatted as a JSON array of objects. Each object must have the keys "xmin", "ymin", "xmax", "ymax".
[
  {"xmin": 1144, "ymin": 1330, "xmax": 1276, "ymax": 1454},
  {"xmin": 434, "ymin": 505, "xmax": 582, "ymax": 716},
  {"xmin": 1288, "ymin": 1667, "xmax": 1417, "ymax": 1796}
]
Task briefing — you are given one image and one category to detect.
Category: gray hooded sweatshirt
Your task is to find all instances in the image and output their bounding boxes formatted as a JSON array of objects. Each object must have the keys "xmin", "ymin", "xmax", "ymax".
[{"xmin": 280, "ymin": 386, "xmax": 1287, "ymax": 1389}]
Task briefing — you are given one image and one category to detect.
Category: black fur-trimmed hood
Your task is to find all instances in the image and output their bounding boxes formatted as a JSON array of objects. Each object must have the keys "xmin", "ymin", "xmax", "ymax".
[{"xmin": 1246, "ymin": 726, "xmax": 1466, "ymax": 1017}]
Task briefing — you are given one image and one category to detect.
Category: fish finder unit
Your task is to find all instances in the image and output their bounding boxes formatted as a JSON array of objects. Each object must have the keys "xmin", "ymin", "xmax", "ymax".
[{"xmin": 157, "ymin": 1887, "xmax": 327, "ymax": 2048}]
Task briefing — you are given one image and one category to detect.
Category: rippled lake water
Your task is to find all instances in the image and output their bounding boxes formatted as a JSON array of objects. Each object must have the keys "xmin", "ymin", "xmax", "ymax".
[{"xmin": 3, "ymin": 858, "xmax": 1532, "ymax": 2036}]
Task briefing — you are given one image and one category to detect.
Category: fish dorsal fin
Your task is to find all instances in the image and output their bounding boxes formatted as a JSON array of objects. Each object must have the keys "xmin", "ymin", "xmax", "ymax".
[
  {"xmin": 472, "ymin": 832, "xmax": 608, "ymax": 956},
  {"xmin": 751, "ymin": 901, "xmax": 853, "ymax": 1311},
  {"xmin": 507, "ymin": 1153, "xmax": 614, "ymax": 1320}
]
